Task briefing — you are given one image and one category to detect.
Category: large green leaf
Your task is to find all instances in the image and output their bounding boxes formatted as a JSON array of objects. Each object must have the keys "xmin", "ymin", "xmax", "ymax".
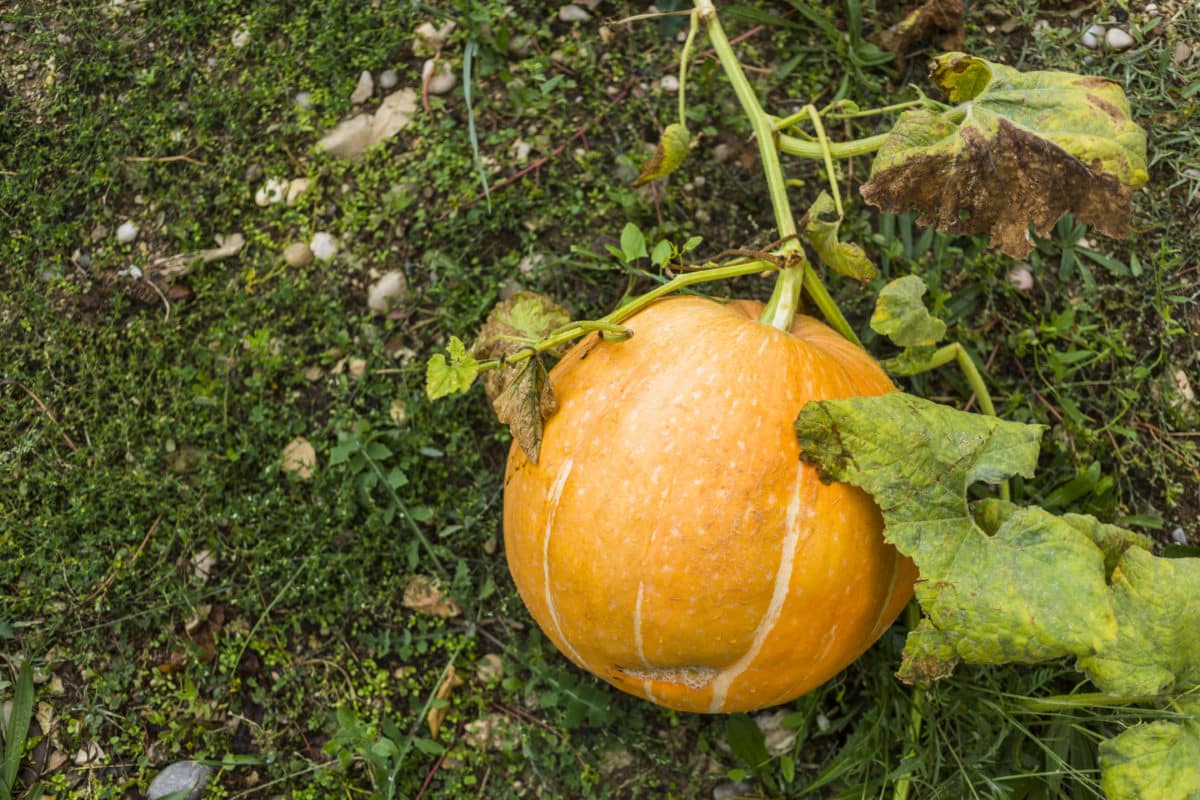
[
  {"xmin": 1099, "ymin": 700, "xmax": 1200, "ymax": 800},
  {"xmin": 794, "ymin": 393, "xmax": 1200, "ymax": 700},
  {"xmin": 861, "ymin": 53, "xmax": 1148, "ymax": 258}
]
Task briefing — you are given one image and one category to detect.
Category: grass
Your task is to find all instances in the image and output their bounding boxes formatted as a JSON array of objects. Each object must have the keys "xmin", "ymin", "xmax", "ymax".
[{"xmin": 1, "ymin": 0, "xmax": 1197, "ymax": 797}]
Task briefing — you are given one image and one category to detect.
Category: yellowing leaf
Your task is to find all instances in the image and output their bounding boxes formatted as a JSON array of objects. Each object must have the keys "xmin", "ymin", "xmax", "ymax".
[
  {"xmin": 632, "ymin": 123, "xmax": 691, "ymax": 187},
  {"xmin": 427, "ymin": 665, "xmax": 465, "ymax": 738},
  {"xmin": 1100, "ymin": 701, "xmax": 1200, "ymax": 800},
  {"xmin": 861, "ymin": 53, "xmax": 1148, "ymax": 258},
  {"xmin": 870, "ymin": 275, "xmax": 946, "ymax": 347},
  {"xmin": 426, "ymin": 336, "xmax": 479, "ymax": 400},
  {"xmin": 796, "ymin": 392, "xmax": 1200, "ymax": 700},
  {"xmin": 802, "ymin": 192, "xmax": 876, "ymax": 282}
]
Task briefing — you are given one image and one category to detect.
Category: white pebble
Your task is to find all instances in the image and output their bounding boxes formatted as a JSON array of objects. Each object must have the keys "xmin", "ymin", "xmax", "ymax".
[
  {"xmin": 1171, "ymin": 527, "xmax": 1188, "ymax": 545},
  {"xmin": 367, "ymin": 271, "xmax": 408, "ymax": 314},
  {"xmin": 255, "ymin": 177, "xmax": 288, "ymax": 206},
  {"xmin": 1081, "ymin": 24, "xmax": 1105, "ymax": 50},
  {"xmin": 659, "ymin": 75, "xmax": 680, "ymax": 92},
  {"xmin": 231, "ymin": 27, "xmax": 251, "ymax": 48},
  {"xmin": 1007, "ymin": 265, "xmax": 1034, "ymax": 292},
  {"xmin": 294, "ymin": 91, "xmax": 312, "ymax": 109},
  {"xmin": 559, "ymin": 4, "xmax": 591, "ymax": 22},
  {"xmin": 1145, "ymin": 3, "xmax": 1158, "ymax": 14},
  {"xmin": 1106, "ymin": 28, "xmax": 1134, "ymax": 51},
  {"xmin": 116, "ymin": 222, "xmax": 139, "ymax": 243},
  {"xmin": 378, "ymin": 69, "xmax": 399, "ymax": 90},
  {"xmin": 309, "ymin": 232, "xmax": 338, "ymax": 261},
  {"xmin": 423, "ymin": 59, "xmax": 456, "ymax": 95}
]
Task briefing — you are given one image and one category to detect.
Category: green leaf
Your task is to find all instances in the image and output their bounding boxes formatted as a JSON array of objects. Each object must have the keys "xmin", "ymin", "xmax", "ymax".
[
  {"xmin": 796, "ymin": 393, "xmax": 1200, "ymax": 706},
  {"xmin": 631, "ymin": 123, "xmax": 690, "ymax": 187},
  {"xmin": 650, "ymin": 239, "xmax": 673, "ymax": 268},
  {"xmin": 801, "ymin": 192, "xmax": 876, "ymax": 281},
  {"xmin": 870, "ymin": 275, "xmax": 947, "ymax": 347},
  {"xmin": 861, "ymin": 53, "xmax": 1148, "ymax": 258},
  {"xmin": 619, "ymin": 223, "xmax": 648, "ymax": 264},
  {"xmin": 1076, "ymin": 548, "xmax": 1200, "ymax": 696},
  {"xmin": 2, "ymin": 660, "xmax": 34, "ymax": 798},
  {"xmin": 726, "ymin": 714, "xmax": 770, "ymax": 771},
  {"xmin": 1099, "ymin": 702, "xmax": 1200, "ymax": 800},
  {"xmin": 425, "ymin": 337, "xmax": 479, "ymax": 400}
]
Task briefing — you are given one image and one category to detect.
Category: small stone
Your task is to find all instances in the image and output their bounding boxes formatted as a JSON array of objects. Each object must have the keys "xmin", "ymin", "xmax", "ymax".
[
  {"xmin": 116, "ymin": 221, "xmax": 139, "ymax": 244},
  {"xmin": 350, "ymin": 70, "xmax": 374, "ymax": 104},
  {"xmin": 1145, "ymin": 3, "xmax": 1158, "ymax": 15},
  {"xmin": 367, "ymin": 271, "xmax": 408, "ymax": 314},
  {"xmin": 310, "ymin": 233, "xmax": 338, "ymax": 261},
  {"xmin": 1007, "ymin": 265, "xmax": 1034, "ymax": 292},
  {"xmin": 230, "ymin": 27, "xmax": 251, "ymax": 48},
  {"xmin": 1171, "ymin": 527, "xmax": 1188, "ymax": 545},
  {"xmin": 147, "ymin": 760, "xmax": 212, "ymax": 800},
  {"xmin": 255, "ymin": 177, "xmax": 288, "ymax": 207},
  {"xmin": 370, "ymin": 89, "xmax": 418, "ymax": 144},
  {"xmin": 286, "ymin": 177, "xmax": 312, "ymax": 206},
  {"xmin": 90, "ymin": 224, "xmax": 109, "ymax": 243},
  {"xmin": 294, "ymin": 91, "xmax": 313, "ymax": 109},
  {"xmin": 1106, "ymin": 28, "xmax": 1134, "ymax": 51},
  {"xmin": 1172, "ymin": 41, "xmax": 1191, "ymax": 66},
  {"xmin": 755, "ymin": 709, "xmax": 797, "ymax": 756},
  {"xmin": 1081, "ymin": 24, "xmax": 1105, "ymax": 50},
  {"xmin": 713, "ymin": 781, "xmax": 755, "ymax": 800},
  {"xmin": 423, "ymin": 59, "xmax": 456, "ymax": 95},
  {"xmin": 283, "ymin": 242, "xmax": 313, "ymax": 268},
  {"xmin": 558, "ymin": 4, "xmax": 591, "ymax": 22},
  {"xmin": 510, "ymin": 139, "xmax": 533, "ymax": 162},
  {"xmin": 659, "ymin": 75, "xmax": 679, "ymax": 92},
  {"xmin": 378, "ymin": 69, "xmax": 399, "ymax": 90}
]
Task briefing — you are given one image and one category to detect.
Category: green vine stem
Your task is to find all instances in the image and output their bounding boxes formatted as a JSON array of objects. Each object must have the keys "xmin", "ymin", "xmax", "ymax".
[
  {"xmin": 475, "ymin": 257, "xmax": 781, "ymax": 374},
  {"xmin": 776, "ymin": 130, "xmax": 889, "ymax": 161},
  {"xmin": 678, "ymin": 10, "xmax": 699, "ymax": 129},
  {"xmin": 1015, "ymin": 692, "xmax": 1166, "ymax": 712},
  {"xmin": 695, "ymin": 1, "xmax": 865, "ymax": 345},
  {"xmin": 893, "ymin": 602, "xmax": 925, "ymax": 800}
]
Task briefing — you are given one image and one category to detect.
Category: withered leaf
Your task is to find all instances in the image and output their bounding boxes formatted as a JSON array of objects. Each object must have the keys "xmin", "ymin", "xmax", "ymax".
[
  {"xmin": 632, "ymin": 123, "xmax": 691, "ymax": 187},
  {"xmin": 861, "ymin": 53, "xmax": 1148, "ymax": 258},
  {"xmin": 474, "ymin": 292, "xmax": 569, "ymax": 462},
  {"xmin": 488, "ymin": 357, "xmax": 557, "ymax": 464},
  {"xmin": 877, "ymin": 0, "xmax": 964, "ymax": 73},
  {"xmin": 402, "ymin": 575, "xmax": 461, "ymax": 618},
  {"xmin": 801, "ymin": 192, "xmax": 877, "ymax": 282}
]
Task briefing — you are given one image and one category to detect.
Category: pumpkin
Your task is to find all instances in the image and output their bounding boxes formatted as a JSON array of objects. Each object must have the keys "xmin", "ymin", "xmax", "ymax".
[{"xmin": 503, "ymin": 295, "xmax": 917, "ymax": 713}]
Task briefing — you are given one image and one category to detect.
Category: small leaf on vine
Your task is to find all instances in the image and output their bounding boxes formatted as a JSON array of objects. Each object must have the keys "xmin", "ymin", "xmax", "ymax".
[
  {"xmin": 861, "ymin": 53, "xmax": 1148, "ymax": 258},
  {"xmin": 426, "ymin": 337, "xmax": 479, "ymax": 399},
  {"xmin": 801, "ymin": 192, "xmax": 877, "ymax": 282},
  {"xmin": 870, "ymin": 275, "xmax": 946, "ymax": 347},
  {"xmin": 488, "ymin": 357, "xmax": 557, "ymax": 464},
  {"xmin": 632, "ymin": 123, "xmax": 691, "ymax": 187}
]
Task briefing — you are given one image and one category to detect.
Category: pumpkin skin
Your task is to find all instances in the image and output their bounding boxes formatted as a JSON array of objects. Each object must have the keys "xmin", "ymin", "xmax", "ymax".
[{"xmin": 503, "ymin": 295, "xmax": 917, "ymax": 713}]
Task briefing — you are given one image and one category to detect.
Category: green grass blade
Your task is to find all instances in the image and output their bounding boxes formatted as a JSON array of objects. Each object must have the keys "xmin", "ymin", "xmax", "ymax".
[
  {"xmin": 464, "ymin": 40, "xmax": 491, "ymax": 212},
  {"xmin": 2, "ymin": 661, "xmax": 34, "ymax": 800}
]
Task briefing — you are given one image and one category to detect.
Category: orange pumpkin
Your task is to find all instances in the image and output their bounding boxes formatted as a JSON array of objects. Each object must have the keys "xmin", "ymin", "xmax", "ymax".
[{"xmin": 503, "ymin": 295, "xmax": 917, "ymax": 713}]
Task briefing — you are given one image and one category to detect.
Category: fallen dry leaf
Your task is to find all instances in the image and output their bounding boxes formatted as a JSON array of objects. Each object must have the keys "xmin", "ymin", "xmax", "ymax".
[
  {"xmin": 282, "ymin": 436, "xmax": 317, "ymax": 480},
  {"xmin": 403, "ymin": 575, "xmax": 461, "ymax": 618},
  {"xmin": 427, "ymin": 665, "xmax": 465, "ymax": 738}
]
